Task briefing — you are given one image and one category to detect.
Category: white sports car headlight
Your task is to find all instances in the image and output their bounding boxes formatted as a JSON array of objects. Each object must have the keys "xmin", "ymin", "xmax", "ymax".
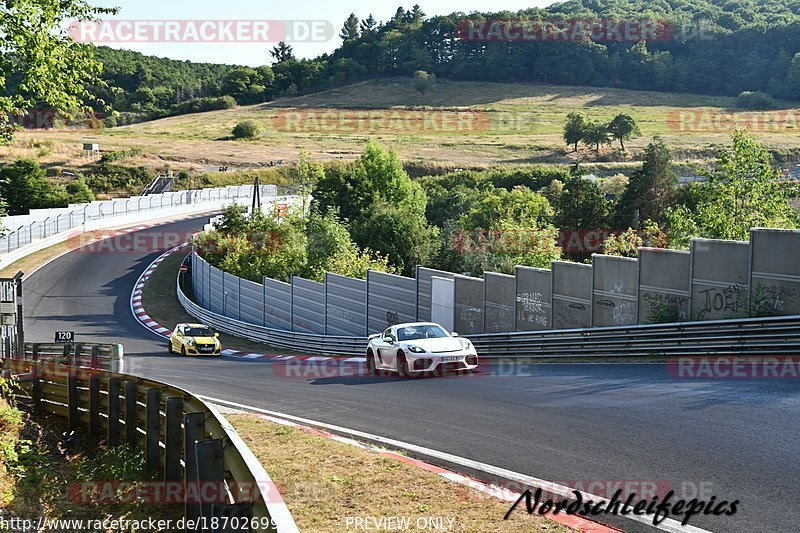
[
  {"xmin": 460, "ymin": 338, "xmax": 473, "ymax": 349},
  {"xmin": 408, "ymin": 345, "xmax": 426, "ymax": 353}
]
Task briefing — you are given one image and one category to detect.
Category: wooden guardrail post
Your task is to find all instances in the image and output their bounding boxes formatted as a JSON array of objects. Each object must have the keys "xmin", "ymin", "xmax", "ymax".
[
  {"xmin": 89, "ymin": 375, "xmax": 101, "ymax": 441},
  {"xmin": 164, "ymin": 397, "xmax": 183, "ymax": 483},
  {"xmin": 184, "ymin": 412, "xmax": 205, "ymax": 527},
  {"xmin": 124, "ymin": 381, "xmax": 138, "ymax": 447},
  {"xmin": 107, "ymin": 377, "xmax": 121, "ymax": 446},
  {"xmin": 90, "ymin": 345, "xmax": 100, "ymax": 369},
  {"xmin": 145, "ymin": 388, "xmax": 162, "ymax": 476},
  {"xmin": 31, "ymin": 345, "xmax": 41, "ymax": 412},
  {"xmin": 195, "ymin": 439, "xmax": 225, "ymax": 525},
  {"xmin": 67, "ymin": 373, "xmax": 79, "ymax": 430}
]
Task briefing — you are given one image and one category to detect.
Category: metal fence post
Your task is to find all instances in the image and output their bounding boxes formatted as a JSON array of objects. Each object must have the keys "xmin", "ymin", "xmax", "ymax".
[
  {"xmin": 89, "ymin": 375, "xmax": 101, "ymax": 440},
  {"xmin": 124, "ymin": 381, "xmax": 138, "ymax": 447},
  {"xmin": 68, "ymin": 373, "xmax": 79, "ymax": 430},
  {"xmin": 184, "ymin": 412, "xmax": 205, "ymax": 527},
  {"xmin": 195, "ymin": 439, "xmax": 225, "ymax": 523},
  {"xmin": 164, "ymin": 397, "xmax": 184, "ymax": 482},
  {"xmin": 108, "ymin": 377, "xmax": 121, "ymax": 446},
  {"xmin": 146, "ymin": 388, "xmax": 162, "ymax": 475}
]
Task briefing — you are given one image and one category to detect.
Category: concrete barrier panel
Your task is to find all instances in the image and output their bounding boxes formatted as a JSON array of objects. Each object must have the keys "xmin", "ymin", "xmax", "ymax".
[
  {"xmin": 552, "ymin": 261, "xmax": 592, "ymax": 329},
  {"xmin": 263, "ymin": 277, "xmax": 292, "ymax": 331},
  {"xmin": 239, "ymin": 278, "xmax": 264, "ymax": 326},
  {"xmin": 222, "ymin": 272, "xmax": 241, "ymax": 320},
  {"xmin": 592, "ymin": 255, "xmax": 638, "ymax": 327},
  {"xmin": 750, "ymin": 229, "xmax": 800, "ymax": 316},
  {"xmin": 416, "ymin": 267, "xmax": 456, "ymax": 322},
  {"xmin": 430, "ymin": 276, "xmax": 454, "ymax": 331},
  {"xmin": 484, "ymin": 272, "xmax": 515, "ymax": 333},
  {"xmin": 325, "ymin": 273, "xmax": 367, "ymax": 337},
  {"xmin": 514, "ymin": 266, "xmax": 552, "ymax": 331},
  {"xmin": 291, "ymin": 276, "xmax": 325, "ymax": 334},
  {"xmin": 367, "ymin": 270, "xmax": 416, "ymax": 334},
  {"xmin": 638, "ymin": 248, "xmax": 690, "ymax": 323},
  {"xmin": 690, "ymin": 238, "xmax": 750, "ymax": 321},
  {"xmin": 208, "ymin": 264, "xmax": 224, "ymax": 316},
  {"xmin": 454, "ymin": 275, "xmax": 484, "ymax": 335}
]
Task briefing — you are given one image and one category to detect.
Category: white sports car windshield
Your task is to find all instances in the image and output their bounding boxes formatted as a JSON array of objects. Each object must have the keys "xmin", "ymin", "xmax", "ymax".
[{"xmin": 397, "ymin": 325, "xmax": 449, "ymax": 341}]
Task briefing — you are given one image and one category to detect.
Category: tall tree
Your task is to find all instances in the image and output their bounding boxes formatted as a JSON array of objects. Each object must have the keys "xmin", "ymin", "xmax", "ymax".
[
  {"xmin": 616, "ymin": 138, "xmax": 677, "ymax": 227},
  {"xmin": 607, "ymin": 113, "xmax": 641, "ymax": 151},
  {"xmin": 563, "ymin": 111, "xmax": 589, "ymax": 152},
  {"xmin": 269, "ymin": 42, "xmax": 295, "ymax": 63},
  {"xmin": 360, "ymin": 14, "xmax": 378, "ymax": 38},
  {"xmin": 667, "ymin": 130, "xmax": 799, "ymax": 245},
  {"xmin": 0, "ymin": 0, "xmax": 117, "ymax": 143},
  {"xmin": 582, "ymin": 121, "xmax": 611, "ymax": 154},
  {"xmin": 0, "ymin": 159, "xmax": 55, "ymax": 214},
  {"xmin": 340, "ymin": 13, "xmax": 360, "ymax": 42}
]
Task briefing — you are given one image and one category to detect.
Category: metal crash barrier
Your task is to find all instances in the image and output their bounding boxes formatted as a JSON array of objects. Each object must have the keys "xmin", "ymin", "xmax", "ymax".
[{"xmin": 2, "ymin": 343, "xmax": 298, "ymax": 532}]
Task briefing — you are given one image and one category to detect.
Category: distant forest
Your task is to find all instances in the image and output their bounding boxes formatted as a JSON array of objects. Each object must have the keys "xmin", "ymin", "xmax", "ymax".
[{"xmin": 93, "ymin": 0, "xmax": 800, "ymax": 123}]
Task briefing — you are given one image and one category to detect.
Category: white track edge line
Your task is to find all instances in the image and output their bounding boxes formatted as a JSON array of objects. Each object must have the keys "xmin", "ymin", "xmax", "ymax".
[{"xmin": 196, "ymin": 395, "xmax": 712, "ymax": 533}]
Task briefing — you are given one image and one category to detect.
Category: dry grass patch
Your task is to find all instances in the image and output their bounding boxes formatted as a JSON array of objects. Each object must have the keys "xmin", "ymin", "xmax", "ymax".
[{"xmin": 230, "ymin": 414, "xmax": 572, "ymax": 532}]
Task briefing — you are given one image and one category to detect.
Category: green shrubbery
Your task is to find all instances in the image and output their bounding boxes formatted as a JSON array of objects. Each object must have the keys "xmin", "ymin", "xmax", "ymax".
[
  {"xmin": 0, "ymin": 159, "xmax": 96, "ymax": 214},
  {"xmin": 232, "ymin": 120, "xmax": 263, "ymax": 139}
]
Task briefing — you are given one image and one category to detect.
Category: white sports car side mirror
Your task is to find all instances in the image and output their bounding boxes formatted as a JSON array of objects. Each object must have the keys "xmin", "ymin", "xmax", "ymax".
[{"xmin": 451, "ymin": 332, "xmax": 459, "ymax": 337}]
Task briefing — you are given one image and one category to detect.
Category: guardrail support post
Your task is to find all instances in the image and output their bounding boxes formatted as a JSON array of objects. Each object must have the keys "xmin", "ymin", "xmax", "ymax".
[
  {"xmin": 107, "ymin": 377, "xmax": 121, "ymax": 446},
  {"xmin": 184, "ymin": 412, "xmax": 205, "ymax": 528},
  {"xmin": 31, "ymin": 346, "xmax": 41, "ymax": 412},
  {"xmin": 146, "ymin": 388, "xmax": 162, "ymax": 476},
  {"xmin": 89, "ymin": 375, "xmax": 101, "ymax": 441},
  {"xmin": 67, "ymin": 373, "xmax": 79, "ymax": 430},
  {"xmin": 195, "ymin": 439, "xmax": 225, "ymax": 525},
  {"xmin": 164, "ymin": 397, "xmax": 183, "ymax": 483},
  {"xmin": 90, "ymin": 345, "xmax": 100, "ymax": 369},
  {"xmin": 125, "ymin": 381, "xmax": 138, "ymax": 447}
]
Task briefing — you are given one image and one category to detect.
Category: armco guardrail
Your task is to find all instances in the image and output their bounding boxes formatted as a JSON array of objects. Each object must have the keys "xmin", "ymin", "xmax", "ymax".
[
  {"xmin": 3, "ymin": 345, "xmax": 298, "ymax": 532},
  {"xmin": 0, "ymin": 185, "xmax": 275, "ymax": 271},
  {"xmin": 179, "ymin": 269, "xmax": 800, "ymax": 357},
  {"xmin": 15, "ymin": 342, "xmax": 125, "ymax": 373}
]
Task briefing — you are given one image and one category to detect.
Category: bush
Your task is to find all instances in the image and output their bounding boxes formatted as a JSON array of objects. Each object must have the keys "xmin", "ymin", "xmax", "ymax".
[
  {"xmin": 736, "ymin": 91, "xmax": 776, "ymax": 110},
  {"xmin": 232, "ymin": 120, "xmax": 263, "ymax": 139},
  {"xmin": 85, "ymin": 163, "xmax": 151, "ymax": 194}
]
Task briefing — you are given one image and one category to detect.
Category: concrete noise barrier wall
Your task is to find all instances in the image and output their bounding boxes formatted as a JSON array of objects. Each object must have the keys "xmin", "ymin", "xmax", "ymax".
[
  {"xmin": 366, "ymin": 270, "xmax": 417, "ymax": 335},
  {"xmin": 749, "ymin": 228, "xmax": 800, "ymax": 316},
  {"xmin": 416, "ymin": 267, "xmax": 456, "ymax": 322},
  {"xmin": 514, "ymin": 266, "xmax": 552, "ymax": 331},
  {"xmin": 291, "ymin": 277, "xmax": 325, "ymax": 334},
  {"xmin": 483, "ymin": 272, "xmax": 515, "ymax": 333},
  {"xmin": 263, "ymin": 277, "xmax": 292, "ymax": 331},
  {"xmin": 325, "ymin": 273, "xmax": 367, "ymax": 337},
  {"xmin": 690, "ymin": 238, "xmax": 750, "ymax": 321},
  {"xmin": 591, "ymin": 255, "xmax": 639, "ymax": 327},
  {"xmin": 637, "ymin": 248, "xmax": 690, "ymax": 323},
  {"xmin": 239, "ymin": 278, "xmax": 265, "ymax": 326},
  {"xmin": 454, "ymin": 275, "xmax": 485, "ymax": 335},
  {"xmin": 552, "ymin": 261, "xmax": 592, "ymax": 329},
  {"xmin": 430, "ymin": 276, "xmax": 455, "ymax": 332}
]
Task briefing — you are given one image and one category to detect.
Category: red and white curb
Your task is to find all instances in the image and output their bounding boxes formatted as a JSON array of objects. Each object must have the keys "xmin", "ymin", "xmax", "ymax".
[{"xmin": 201, "ymin": 396, "xmax": 624, "ymax": 533}]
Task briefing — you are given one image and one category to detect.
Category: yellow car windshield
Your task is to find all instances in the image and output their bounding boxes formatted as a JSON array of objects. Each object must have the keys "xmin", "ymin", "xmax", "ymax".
[{"xmin": 185, "ymin": 327, "xmax": 214, "ymax": 337}]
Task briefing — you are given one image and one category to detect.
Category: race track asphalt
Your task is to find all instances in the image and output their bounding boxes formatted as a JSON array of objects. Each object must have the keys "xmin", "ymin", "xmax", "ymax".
[{"xmin": 22, "ymin": 215, "xmax": 800, "ymax": 533}]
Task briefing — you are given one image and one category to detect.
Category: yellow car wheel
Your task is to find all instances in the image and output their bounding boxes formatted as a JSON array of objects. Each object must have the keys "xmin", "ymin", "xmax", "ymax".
[{"xmin": 181, "ymin": 345, "xmax": 187, "ymax": 357}]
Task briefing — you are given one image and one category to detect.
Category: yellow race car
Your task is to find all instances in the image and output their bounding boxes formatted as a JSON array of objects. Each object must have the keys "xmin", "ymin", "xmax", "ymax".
[{"xmin": 168, "ymin": 323, "xmax": 222, "ymax": 357}]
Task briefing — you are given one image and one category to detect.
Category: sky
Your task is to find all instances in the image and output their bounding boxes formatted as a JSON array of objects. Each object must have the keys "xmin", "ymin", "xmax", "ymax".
[{"xmin": 82, "ymin": 0, "xmax": 553, "ymax": 66}]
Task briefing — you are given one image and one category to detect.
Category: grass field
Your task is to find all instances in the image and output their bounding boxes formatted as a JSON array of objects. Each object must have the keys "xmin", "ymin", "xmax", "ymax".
[{"xmin": 5, "ymin": 78, "xmax": 800, "ymax": 172}]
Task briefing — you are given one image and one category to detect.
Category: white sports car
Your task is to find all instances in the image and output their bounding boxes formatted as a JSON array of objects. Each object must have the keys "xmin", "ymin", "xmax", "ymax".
[{"xmin": 365, "ymin": 322, "xmax": 479, "ymax": 376}]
